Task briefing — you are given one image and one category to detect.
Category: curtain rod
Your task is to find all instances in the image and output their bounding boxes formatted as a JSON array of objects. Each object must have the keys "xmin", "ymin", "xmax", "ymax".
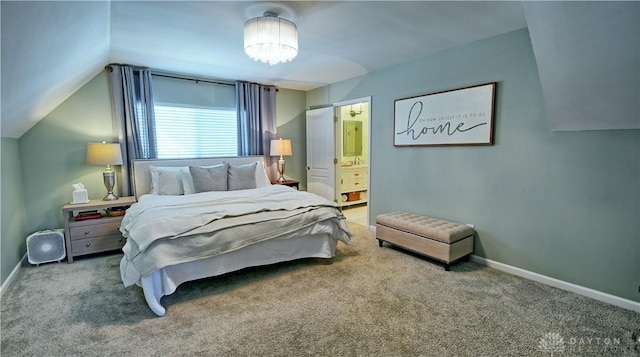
[
  {"xmin": 105, "ymin": 65, "xmax": 233, "ymax": 86},
  {"xmin": 153, "ymin": 74, "xmax": 279, "ymax": 92},
  {"xmin": 151, "ymin": 72, "xmax": 235, "ymax": 87},
  {"xmin": 105, "ymin": 65, "xmax": 278, "ymax": 91}
]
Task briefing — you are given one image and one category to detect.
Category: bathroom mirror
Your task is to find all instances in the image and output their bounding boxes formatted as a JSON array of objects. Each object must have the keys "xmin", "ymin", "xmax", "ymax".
[{"xmin": 343, "ymin": 120, "xmax": 362, "ymax": 157}]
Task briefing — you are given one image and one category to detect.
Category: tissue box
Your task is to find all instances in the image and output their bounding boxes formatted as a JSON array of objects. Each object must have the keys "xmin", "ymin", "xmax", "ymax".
[{"xmin": 72, "ymin": 189, "xmax": 89, "ymax": 204}]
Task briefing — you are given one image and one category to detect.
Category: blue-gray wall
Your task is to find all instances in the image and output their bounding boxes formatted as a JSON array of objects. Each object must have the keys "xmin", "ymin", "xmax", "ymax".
[
  {"xmin": 308, "ymin": 29, "xmax": 640, "ymax": 302},
  {"xmin": 19, "ymin": 71, "xmax": 114, "ymax": 234},
  {"xmin": 153, "ymin": 76, "xmax": 236, "ymax": 108},
  {"xmin": 273, "ymin": 88, "xmax": 308, "ymax": 189},
  {"xmin": 1, "ymin": 138, "xmax": 27, "ymax": 283}
]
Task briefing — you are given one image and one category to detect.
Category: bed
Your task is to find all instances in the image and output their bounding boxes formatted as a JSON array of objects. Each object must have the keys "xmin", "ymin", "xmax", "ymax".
[{"xmin": 119, "ymin": 156, "xmax": 352, "ymax": 316}]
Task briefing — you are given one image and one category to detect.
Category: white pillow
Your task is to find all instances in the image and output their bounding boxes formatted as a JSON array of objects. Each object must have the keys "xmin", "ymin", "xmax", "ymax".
[
  {"xmin": 254, "ymin": 159, "xmax": 272, "ymax": 187},
  {"xmin": 149, "ymin": 166, "xmax": 188, "ymax": 195},
  {"xmin": 181, "ymin": 170, "xmax": 196, "ymax": 195}
]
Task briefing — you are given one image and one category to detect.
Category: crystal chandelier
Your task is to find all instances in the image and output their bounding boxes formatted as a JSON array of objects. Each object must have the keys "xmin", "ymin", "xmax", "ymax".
[{"xmin": 244, "ymin": 12, "xmax": 298, "ymax": 66}]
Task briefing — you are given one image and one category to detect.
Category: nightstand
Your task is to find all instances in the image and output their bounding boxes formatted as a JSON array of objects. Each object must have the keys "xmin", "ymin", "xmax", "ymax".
[
  {"xmin": 271, "ymin": 180, "xmax": 300, "ymax": 190},
  {"xmin": 62, "ymin": 196, "xmax": 136, "ymax": 263}
]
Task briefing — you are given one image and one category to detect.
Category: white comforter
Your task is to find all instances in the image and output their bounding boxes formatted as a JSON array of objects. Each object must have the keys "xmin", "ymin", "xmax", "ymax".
[{"xmin": 120, "ymin": 185, "xmax": 351, "ymax": 285}]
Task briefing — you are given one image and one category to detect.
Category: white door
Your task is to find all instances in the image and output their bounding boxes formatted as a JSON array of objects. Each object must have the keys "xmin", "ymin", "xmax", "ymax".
[{"xmin": 306, "ymin": 107, "xmax": 336, "ymax": 201}]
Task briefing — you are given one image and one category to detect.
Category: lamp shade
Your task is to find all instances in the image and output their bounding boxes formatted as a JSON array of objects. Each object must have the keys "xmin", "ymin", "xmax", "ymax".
[
  {"xmin": 244, "ymin": 12, "xmax": 298, "ymax": 66},
  {"xmin": 87, "ymin": 142, "xmax": 123, "ymax": 165},
  {"xmin": 270, "ymin": 139, "xmax": 292, "ymax": 156}
]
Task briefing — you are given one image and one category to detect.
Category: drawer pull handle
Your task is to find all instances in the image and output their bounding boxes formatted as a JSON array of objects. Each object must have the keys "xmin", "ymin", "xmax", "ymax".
[
  {"xmin": 84, "ymin": 231, "xmax": 90, "ymax": 235},
  {"xmin": 85, "ymin": 243, "xmax": 91, "ymax": 247},
  {"xmin": 354, "ymin": 182, "xmax": 360, "ymax": 186}
]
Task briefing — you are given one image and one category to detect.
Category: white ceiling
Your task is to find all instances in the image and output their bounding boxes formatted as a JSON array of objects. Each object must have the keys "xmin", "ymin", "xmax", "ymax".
[
  {"xmin": 108, "ymin": 1, "xmax": 527, "ymax": 89},
  {"xmin": 1, "ymin": 1, "xmax": 638, "ymax": 139}
]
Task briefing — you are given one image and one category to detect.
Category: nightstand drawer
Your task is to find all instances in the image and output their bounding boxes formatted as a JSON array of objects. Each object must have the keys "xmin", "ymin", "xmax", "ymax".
[
  {"xmin": 70, "ymin": 234, "xmax": 125, "ymax": 255},
  {"xmin": 69, "ymin": 221, "xmax": 122, "ymax": 240}
]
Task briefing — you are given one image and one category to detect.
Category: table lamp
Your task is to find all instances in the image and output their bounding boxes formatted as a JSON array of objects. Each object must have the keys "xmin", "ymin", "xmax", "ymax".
[
  {"xmin": 87, "ymin": 142, "xmax": 124, "ymax": 200},
  {"xmin": 270, "ymin": 138, "xmax": 292, "ymax": 182}
]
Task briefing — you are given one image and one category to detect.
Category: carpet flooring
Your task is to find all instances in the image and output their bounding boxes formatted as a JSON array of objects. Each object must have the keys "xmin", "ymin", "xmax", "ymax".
[{"xmin": 1, "ymin": 223, "xmax": 639, "ymax": 356}]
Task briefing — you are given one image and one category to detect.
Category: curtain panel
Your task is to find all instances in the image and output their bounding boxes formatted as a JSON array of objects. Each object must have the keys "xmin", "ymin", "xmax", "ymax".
[
  {"xmin": 236, "ymin": 81, "xmax": 277, "ymax": 180},
  {"xmin": 107, "ymin": 64, "xmax": 157, "ymax": 196}
]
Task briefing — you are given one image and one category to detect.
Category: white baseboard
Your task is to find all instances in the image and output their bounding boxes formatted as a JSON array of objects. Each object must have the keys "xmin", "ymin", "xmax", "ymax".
[
  {"xmin": 470, "ymin": 255, "xmax": 640, "ymax": 313},
  {"xmin": 0, "ymin": 253, "xmax": 26, "ymax": 299}
]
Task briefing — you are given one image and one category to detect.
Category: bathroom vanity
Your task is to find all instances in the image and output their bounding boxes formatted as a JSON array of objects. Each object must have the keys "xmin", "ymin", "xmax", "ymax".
[{"xmin": 339, "ymin": 165, "xmax": 367, "ymax": 206}]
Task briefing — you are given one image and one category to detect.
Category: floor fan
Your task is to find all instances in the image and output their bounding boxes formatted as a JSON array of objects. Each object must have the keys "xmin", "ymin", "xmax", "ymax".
[{"xmin": 26, "ymin": 229, "xmax": 66, "ymax": 266}]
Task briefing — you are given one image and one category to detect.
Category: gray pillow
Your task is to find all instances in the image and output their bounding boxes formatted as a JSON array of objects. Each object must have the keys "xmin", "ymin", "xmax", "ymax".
[
  {"xmin": 189, "ymin": 164, "xmax": 228, "ymax": 192},
  {"xmin": 228, "ymin": 162, "xmax": 257, "ymax": 190}
]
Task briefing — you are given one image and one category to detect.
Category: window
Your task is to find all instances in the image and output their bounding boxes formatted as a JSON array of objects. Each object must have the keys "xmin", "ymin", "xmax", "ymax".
[{"xmin": 153, "ymin": 103, "xmax": 237, "ymax": 159}]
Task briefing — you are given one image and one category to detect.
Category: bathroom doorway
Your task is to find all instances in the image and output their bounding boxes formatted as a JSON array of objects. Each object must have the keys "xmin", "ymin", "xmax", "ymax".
[{"xmin": 335, "ymin": 97, "xmax": 370, "ymax": 228}]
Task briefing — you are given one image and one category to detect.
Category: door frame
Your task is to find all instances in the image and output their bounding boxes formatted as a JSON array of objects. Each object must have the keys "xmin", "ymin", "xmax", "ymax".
[{"xmin": 334, "ymin": 96, "xmax": 372, "ymax": 227}]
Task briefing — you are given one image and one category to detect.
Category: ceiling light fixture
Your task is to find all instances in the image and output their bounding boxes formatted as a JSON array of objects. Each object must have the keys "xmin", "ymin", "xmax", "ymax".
[{"xmin": 244, "ymin": 11, "xmax": 298, "ymax": 66}]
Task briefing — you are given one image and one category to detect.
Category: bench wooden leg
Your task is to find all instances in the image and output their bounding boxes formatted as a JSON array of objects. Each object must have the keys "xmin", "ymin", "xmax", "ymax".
[
  {"xmin": 377, "ymin": 239, "xmax": 383, "ymax": 247},
  {"xmin": 444, "ymin": 263, "xmax": 450, "ymax": 271}
]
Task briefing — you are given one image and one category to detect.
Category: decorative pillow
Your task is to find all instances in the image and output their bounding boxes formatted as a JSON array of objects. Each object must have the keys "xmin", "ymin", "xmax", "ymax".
[
  {"xmin": 182, "ymin": 163, "xmax": 227, "ymax": 194},
  {"xmin": 228, "ymin": 162, "xmax": 257, "ymax": 190},
  {"xmin": 189, "ymin": 164, "xmax": 228, "ymax": 193},
  {"xmin": 149, "ymin": 166, "xmax": 187, "ymax": 195}
]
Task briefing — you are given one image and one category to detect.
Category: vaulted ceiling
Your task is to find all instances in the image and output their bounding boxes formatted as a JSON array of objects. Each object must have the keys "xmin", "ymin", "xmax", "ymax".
[{"xmin": 1, "ymin": 1, "xmax": 638, "ymax": 139}]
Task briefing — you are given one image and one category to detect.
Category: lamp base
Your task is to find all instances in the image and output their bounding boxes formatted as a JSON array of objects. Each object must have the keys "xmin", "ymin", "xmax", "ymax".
[
  {"xmin": 102, "ymin": 169, "xmax": 118, "ymax": 201},
  {"xmin": 103, "ymin": 192, "xmax": 119, "ymax": 201},
  {"xmin": 277, "ymin": 158, "xmax": 286, "ymax": 182}
]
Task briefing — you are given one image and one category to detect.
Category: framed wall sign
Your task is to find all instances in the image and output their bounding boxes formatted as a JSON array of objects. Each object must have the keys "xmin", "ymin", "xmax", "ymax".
[{"xmin": 394, "ymin": 82, "xmax": 496, "ymax": 146}]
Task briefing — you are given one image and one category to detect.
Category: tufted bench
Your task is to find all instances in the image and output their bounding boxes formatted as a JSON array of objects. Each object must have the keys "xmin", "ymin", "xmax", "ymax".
[{"xmin": 376, "ymin": 212, "xmax": 474, "ymax": 271}]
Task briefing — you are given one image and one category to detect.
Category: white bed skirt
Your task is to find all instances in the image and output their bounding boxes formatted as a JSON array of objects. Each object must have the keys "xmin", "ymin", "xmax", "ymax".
[{"xmin": 122, "ymin": 234, "xmax": 338, "ymax": 316}]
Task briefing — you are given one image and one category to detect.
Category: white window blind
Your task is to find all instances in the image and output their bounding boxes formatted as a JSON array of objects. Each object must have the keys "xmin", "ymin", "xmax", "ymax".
[{"xmin": 154, "ymin": 103, "xmax": 238, "ymax": 159}]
